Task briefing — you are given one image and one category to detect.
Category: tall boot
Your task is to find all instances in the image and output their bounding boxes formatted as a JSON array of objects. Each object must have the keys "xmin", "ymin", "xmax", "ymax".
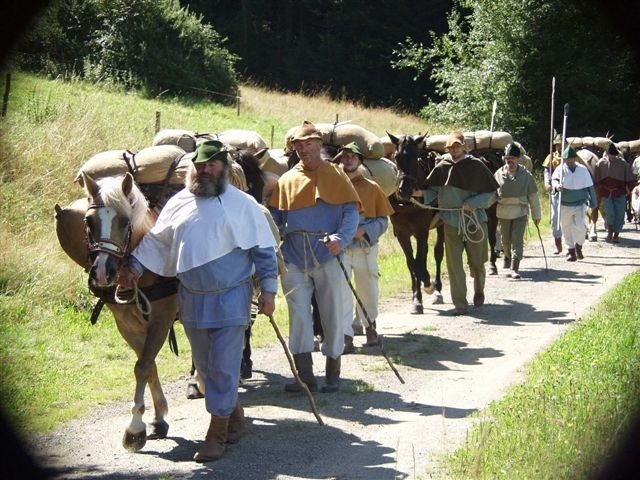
[
  {"xmin": 510, "ymin": 258, "xmax": 521, "ymax": 279},
  {"xmin": 612, "ymin": 232, "xmax": 620, "ymax": 243},
  {"xmin": 365, "ymin": 322, "xmax": 379, "ymax": 346},
  {"xmin": 575, "ymin": 244, "xmax": 584, "ymax": 260},
  {"xmin": 321, "ymin": 356, "xmax": 341, "ymax": 393},
  {"xmin": 553, "ymin": 237, "xmax": 562, "ymax": 255},
  {"xmin": 503, "ymin": 257, "xmax": 511, "ymax": 269},
  {"xmin": 194, "ymin": 415, "xmax": 229, "ymax": 463},
  {"xmin": 226, "ymin": 402, "xmax": 245, "ymax": 444},
  {"xmin": 566, "ymin": 248, "xmax": 577, "ymax": 262},
  {"xmin": 284, "ymin": 352, "xmax": 317, "ymax": 393}
]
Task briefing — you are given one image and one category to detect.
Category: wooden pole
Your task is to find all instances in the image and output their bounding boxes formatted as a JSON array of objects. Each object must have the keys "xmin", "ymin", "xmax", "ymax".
[{"xmin": 155, "ymin": 111, "xmax": 161, "ymax": 134}]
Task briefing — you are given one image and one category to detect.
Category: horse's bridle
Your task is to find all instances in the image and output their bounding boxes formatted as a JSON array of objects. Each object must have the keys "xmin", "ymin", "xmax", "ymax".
[{"xmin": 84, "ymin": 201, "xmax": 133, "ymax": 260}]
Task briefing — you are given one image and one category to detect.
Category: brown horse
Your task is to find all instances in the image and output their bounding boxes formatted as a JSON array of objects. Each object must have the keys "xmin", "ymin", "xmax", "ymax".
[
  {"xmin": 388, "ymin": 133, "xmax": 444, "ymax": 314},
  {"xmin": 54, "ymin": 172, "xmax": 178, "ymax": 452}
]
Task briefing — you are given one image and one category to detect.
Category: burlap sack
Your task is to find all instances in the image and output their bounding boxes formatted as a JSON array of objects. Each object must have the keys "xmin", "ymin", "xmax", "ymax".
[
  {"xmin": 152, "ymin": 129, "xmax": 197, "ymax": 152},
  {"xmin": 260, "ymin": 149, "xmax": 289, "ymax": 176},
  {"xmin": 215, "ymin": 129, "xmax": 268, "ymax": 154},
  {"xmin": 594, "ymin": 137, "xmax": 612, "ymax": 151},
  {"xmin": 77, "ymin": 146, "xmax": 188, "ymax": 186},
  {"xmin": 284, "ymin": 122, "xmax": 384, "ymax": 159},
  {"xmin": 577, "ymin": 148, "xmax": 599, "ymax": 177},
  {"xmin": 426, "ymin": 131, "xmax": 512, "ymax": 153},
  {"xmin": 619, "ymin": 139, "xmax": 640, "ymax": 153},
  {"xmin": 54, "ymin": 198, "xmax": 90, "ymax": 270},
  {"xmin": 75, "ymin": 150, "xmax": 133, "ymax": 185},
  {"xmin": 567, "ymin": 137, "xmax": 583, "ymax": 148},
  {"xmin": 362, "ymin": 157, "xmax": 399, "ymax": 197}
]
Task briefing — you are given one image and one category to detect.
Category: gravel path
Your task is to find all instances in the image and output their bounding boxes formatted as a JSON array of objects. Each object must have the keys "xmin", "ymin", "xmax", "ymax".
[{"xmin": 28, "ymin": 219, "xmax": 640, "ymax": 480}]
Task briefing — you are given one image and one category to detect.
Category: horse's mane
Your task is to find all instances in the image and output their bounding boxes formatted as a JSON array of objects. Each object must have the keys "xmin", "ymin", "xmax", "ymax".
[{"xmin": 93, "ymin": 176, "xmax": 155, "ymax": 241}]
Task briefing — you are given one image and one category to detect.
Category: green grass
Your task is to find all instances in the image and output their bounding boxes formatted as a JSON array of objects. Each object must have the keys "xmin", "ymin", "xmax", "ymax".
[{"xmin": 445, "ymin": 271, "xmax": 640, "ymax": 479}]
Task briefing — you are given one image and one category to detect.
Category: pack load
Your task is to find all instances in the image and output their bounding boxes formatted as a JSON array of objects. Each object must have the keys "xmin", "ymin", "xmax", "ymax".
[
  {"xmin": 426, "ymin": 130, "xmax": 513, "ymax": 153},
  {"xmin": 284, "ymin": 121, "xmax": 385, "ymax": 159}
]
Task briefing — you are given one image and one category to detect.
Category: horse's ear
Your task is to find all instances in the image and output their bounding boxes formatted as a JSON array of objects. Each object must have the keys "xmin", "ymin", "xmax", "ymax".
[
  {"xmin": 81, "ymin": 171, "xmax": 99, "ymax": 198},
  {"xmin": 415, "ymin": 134, "xmax": 427, "ymax": 147},
  {"xmin": 121, "ymin": 172, "xmax": 134, "ymax": 196},
  {"xmin": 387, "ymin": 132, "xmax": 400, "ymax": 146}
]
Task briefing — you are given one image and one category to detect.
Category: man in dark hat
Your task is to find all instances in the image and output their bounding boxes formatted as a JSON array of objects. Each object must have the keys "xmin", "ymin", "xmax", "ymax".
[
  {"xmin": 494, "ymin": 143, "xmax": 542, "ymax": 279},
  {"xmin": 334, "ymin": 142, "xmax": 394, "ymax": 352},
  {"xmin": 268, "ymin": 121, "xmax": 361, "ymax": 393},
  {"xmin": 542, "ymin": 134, "xmax": 564, "ymax": 254},
  {"xmin": 119, "ymin": 140, "xmax": 278, "ymax": 462},
  {"xmin": 421, "ymin": 131, "xmax": 498, "ymax": 315},
  {"xmin": 594, "ymin": 142, "xmax": 635, "ymax": 242},
  {"xmin": 551, "ymin": 146, "xmax": 597, "ymax": 261}
]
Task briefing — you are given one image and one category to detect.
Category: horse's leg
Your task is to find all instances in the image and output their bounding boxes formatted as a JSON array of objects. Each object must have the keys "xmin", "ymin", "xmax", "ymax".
[
  {"xmin": 588, "ymin": 207, "xmax": 598, "ymax": 241},
  {"xmin": 431, "ymin": 224, "xmax": 445, "ymax": 305},
  {"xmin": 395, "ymin": 232, "xmax": 422, "ymax": 314},
  {"xmin": 415, "ymin": 227, "xmax": 433, "ymax": 294}
]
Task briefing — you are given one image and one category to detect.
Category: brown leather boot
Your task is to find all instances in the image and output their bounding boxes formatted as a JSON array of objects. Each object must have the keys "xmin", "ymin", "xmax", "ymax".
[
  {"xmin": 365, "ymin": 323, "xmax": 379, "ymax": 346},
  {"xmin": 321, "ymin": 356, "xmax": 341, "ymax": 393},
  {"xmin": 566, "ymin": 248, "xmax": 577, "ymax": 262},
  {"xmin": 553, "ymin": 237, "xmax": 562, "ymax": 254},
  {"xmin": 194, "ymin": 415, "xmax": 229, "ymax": 462},
  {"xmin": 575, "ymin": 244, "xmax": 584, "ymax": 259},
  {"xmin": 605, "ymin": 226, "xmax": 614, "ymax": 242},
  {"xmin": 284, "ymin": 352, "xmax": 317, "ymax": 392},
  {"xmin": 343, "ymin": 334, "xmax": 355, "ymax": 354},
  {"xmin": 226, "ymin": 402, "xmax": 245, "ymax": 444},
  {"xmin": 510, "ymin": 259, "xmax": 521, "ymax": 279}
]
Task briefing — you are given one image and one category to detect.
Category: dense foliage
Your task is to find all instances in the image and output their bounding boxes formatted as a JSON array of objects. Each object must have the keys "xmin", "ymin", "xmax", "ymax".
[
  {"xmin": 392, "ymin": 0, "xmax": 640, "ymax": 157},
  {"xmin": 13, "ymin": 0, "xmax": 239, "ymax": 100}
]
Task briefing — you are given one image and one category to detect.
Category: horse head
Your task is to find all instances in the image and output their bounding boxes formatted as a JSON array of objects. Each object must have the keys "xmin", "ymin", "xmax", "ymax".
[
  {"xmin": 388, "ymin": 132, "xmax": 427, "ymax": 201},
  {"xmin": 81, "ymin": 171, "xmax": 152, "ymax": 288}
]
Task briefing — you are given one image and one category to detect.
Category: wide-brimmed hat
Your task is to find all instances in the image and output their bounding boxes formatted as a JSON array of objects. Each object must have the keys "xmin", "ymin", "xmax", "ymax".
[
  {"xmin": 291, "ymin": 121, "xmax": 323, "ymax": 142},
  {"xmin": 192, "ymin": 140, "xmax": 230, "ymax": 164},
  {"xmin": 445, "ymin": 131, "xmax": 465, "ymax": 148},
  {"xmin": 339, "ymin": 141, "xmax": 363, "ymax": 158},
  {"xmin": 562, "ymin": 146, "xmax": 578, "ymax": 159}
]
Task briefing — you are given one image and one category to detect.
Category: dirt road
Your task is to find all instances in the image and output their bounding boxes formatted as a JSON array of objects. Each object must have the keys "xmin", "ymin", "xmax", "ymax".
[{"xmin": 29, "ymin": 221, "xmax": 640, "ymax": 480}]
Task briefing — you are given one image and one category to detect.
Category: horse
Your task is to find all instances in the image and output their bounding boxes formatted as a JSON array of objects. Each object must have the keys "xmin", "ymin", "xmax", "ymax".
[
  {"xmin": 387, "ymin": 133, "xmax": 445, "ymax": 314},
  {"xmin": 468, "ymin": 148, "xmax": 503, "ymax": 274},
  {"xmin": 54, "ymin": 172, "xmax": 179, "ymax": 452}
]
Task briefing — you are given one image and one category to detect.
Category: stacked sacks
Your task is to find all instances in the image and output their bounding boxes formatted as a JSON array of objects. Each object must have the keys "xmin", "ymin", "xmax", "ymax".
[
  {"xmin": 566, "ymin": 136, "xmax": 612, "ymax": 153},
  {"xmin": 613, "ymin": 139, "xmax": 640, "ymax": 154},
  {"xmin": 425, "ymin": 130, "xmax": 513, "ymax": 153},
  {"xmin": 284, "ymin": 121, "xmax": 397, "ymax": 196},
  {"xmin": 76, "ymin": 145, "xmax": 189, "ymax": 187}
]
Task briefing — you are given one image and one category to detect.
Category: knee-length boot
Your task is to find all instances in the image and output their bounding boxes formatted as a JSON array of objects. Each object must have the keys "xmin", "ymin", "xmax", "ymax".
[
  {"xmin": 284, "ymin": 352, "xmax": 317, "ymax": 392},
  {"xmin": 194, "ymin": 415, "xmax": 229, "ymax": 463},
  {"xmin": 226, "ymin": 402, "xmax": 245, "ymax": 444},
  {"xmin": 321, "ymin": 356, "xmax": 341, "ymax": 393}
]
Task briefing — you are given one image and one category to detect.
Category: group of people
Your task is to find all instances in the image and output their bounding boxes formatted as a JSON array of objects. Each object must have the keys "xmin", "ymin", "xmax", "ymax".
[
  {"xmin": 543, "ymin": 137, "xmax": 635, "ymax": 260},
  {"xmin": 115, "ymin": 120, "xmax": 632, "ymax": 462}
]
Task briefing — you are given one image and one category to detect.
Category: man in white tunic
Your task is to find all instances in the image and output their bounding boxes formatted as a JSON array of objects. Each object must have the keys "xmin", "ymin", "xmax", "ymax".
[{"xmin": 119, "ymin": 140, "xmax": 278, "ymax": 462}]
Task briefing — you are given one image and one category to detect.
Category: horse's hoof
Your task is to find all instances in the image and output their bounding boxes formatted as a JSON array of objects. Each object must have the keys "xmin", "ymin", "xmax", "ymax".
[
  {"xmin": 423, "ymin": 282, "xmax": 436, "ymax": 295},
  {"xmin": 187, "ymin": 382, "xmax": 204, "ymax": 399},
  {"xmin": 431, "ymin": 292, "xmax": 444, "ymax": 305},
  {"xmin": 148, "ymin": 420, "xmax": 169, "ymax": 440},
  {"xmin": 123, "ymin": 430, "xmax": 147, "ymax": 452},
  {"xmin": 411, "ymin": 304, "xmax": 424, "ymax": 315}
]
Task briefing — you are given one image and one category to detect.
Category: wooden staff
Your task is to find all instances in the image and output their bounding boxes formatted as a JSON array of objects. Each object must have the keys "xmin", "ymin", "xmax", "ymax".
[
  {"xmin": 262, "ymin": 308, "xmax": 324, "ymax": 426},
  {"xmin": 557, "ymin": 103, "xmax": 570, "ymax": 231}
]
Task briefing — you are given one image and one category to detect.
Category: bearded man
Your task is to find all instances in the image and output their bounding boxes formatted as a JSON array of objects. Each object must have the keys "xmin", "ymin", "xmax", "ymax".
[{"xmin": 118, "ymin": 140, "xmax": 278, "ymax": 463}]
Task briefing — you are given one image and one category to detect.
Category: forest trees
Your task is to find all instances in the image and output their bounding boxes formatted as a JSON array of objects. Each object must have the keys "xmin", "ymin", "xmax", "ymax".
[
  {"xmin": 392, "ymin": 0, "xmax": 640, "ymax": 157},
  {"xmin": 13, "ymin": 0, "xmax": 239, "ymax": 100}
]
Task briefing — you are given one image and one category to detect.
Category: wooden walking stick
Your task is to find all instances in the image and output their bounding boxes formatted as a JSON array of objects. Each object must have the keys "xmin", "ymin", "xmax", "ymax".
[
  {"xmin": 557, "ymin": 103, "xmax": 570, "ymax": 231},
  {"xmin": 334, "ymin": 254, "xmax": 406, "ymax": 384},
  {"xmin": 255, "ymin": 302, "xmax": 324, "ymax": 426}
]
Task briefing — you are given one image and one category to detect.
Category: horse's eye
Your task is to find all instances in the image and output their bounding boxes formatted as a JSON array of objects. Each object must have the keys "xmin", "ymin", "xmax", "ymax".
[
  {"xmin": 84, "ymin": 216, "xmax": 94, "ymax": 229},
  {"xmin": 119, "ymin": 218, "xmax": 130, "ymax": 229}
]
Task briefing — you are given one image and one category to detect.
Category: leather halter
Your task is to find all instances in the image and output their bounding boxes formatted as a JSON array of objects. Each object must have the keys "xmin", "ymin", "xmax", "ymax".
[{"xmin": 84, "ymin": 201, "xmax": 132, "ymax": 259}]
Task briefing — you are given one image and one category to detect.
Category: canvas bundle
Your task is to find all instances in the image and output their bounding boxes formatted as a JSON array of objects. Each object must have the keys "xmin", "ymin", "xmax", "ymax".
[
  {"xmin": 362, "ymin": 157, "xmax": 399, "ymax": 197},
  {"xmin": 76, "ymin": 145, "xmax": 189, "ymax": 187},
  {"xmin": 284, "ymin": 121, "xmax": 385, "ymax": 159},
  {"xmin": 426, "ymin": 131, "xmax": 513, "ymax": 153}
]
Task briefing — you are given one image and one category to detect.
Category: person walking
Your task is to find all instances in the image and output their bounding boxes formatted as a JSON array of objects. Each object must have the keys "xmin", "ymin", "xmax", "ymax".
[
  {"xmin": 268, "ymin": 121, "xmax": 361, "ymax": 393},
  {"xmin": 551, "ymin": 146, "xmax": 597, "ymax": 261},
  {"xmin": 594, "ymin": 142, "xmax": 635, "ymax": 243},
  {"xmin": 542, "ymin": 134, "xmax": 564, "ymax": 254},
  {"xmin": 421, "ymin": 131, "xmax": 498, "ymax": 315},
  {"xmin": 118, "ymin": 140, "xmax": 279, "ymax": 463},
  {"xmin": 333, "ymin": 142, "xmax": 394, "ymax": 353},
  {"xmin": 494, "ymin": 143, "xmax": 542, "ymax": 279}
]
